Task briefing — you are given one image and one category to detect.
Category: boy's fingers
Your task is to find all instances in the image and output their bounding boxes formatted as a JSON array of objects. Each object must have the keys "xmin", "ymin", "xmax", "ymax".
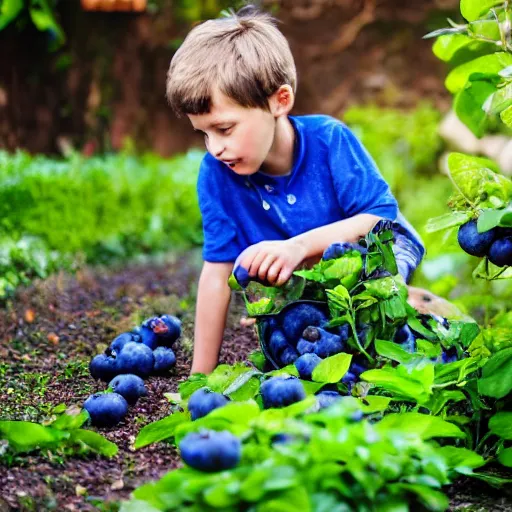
[
  {"xmin": 276, "ymin": 266, "xmax": 293, "ymax": 287},
  {"xmin": 248, "ymin": 250, "xmax": 268, "ymax": 276},
  {"xmin": 258, "ymin": 254, "xmax": 278, "ymax": 281},
  {"xmin": 266, "ymin": 259, "xmax": 283, "ymax": 284}
]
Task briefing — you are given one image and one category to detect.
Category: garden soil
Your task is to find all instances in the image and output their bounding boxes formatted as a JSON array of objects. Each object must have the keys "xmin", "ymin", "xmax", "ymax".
[{"xmin": 0, "ymin": 252, "xmax": 510, "ymax": 511}]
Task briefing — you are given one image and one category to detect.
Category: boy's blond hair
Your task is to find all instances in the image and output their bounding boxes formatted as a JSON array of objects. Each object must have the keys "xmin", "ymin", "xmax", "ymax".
[{"xmin": 166, "ymin": 6, "xmax": 297, "ymax": 117}]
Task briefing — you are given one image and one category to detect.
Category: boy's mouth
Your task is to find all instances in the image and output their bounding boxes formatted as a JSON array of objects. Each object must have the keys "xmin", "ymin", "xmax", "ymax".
[{"xmin": 223, "ymin": 159, "xmax": 241, "ymax": 168}]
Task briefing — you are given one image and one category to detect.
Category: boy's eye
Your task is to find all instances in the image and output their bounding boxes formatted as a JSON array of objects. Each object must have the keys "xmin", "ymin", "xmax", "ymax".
[{"xmin": 218, "ymin": 126, "xmax": 233, "ymax": 134}]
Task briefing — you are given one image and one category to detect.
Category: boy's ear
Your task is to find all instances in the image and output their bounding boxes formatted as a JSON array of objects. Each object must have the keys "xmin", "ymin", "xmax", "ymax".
[{"xmin": 269, "ymin": 84, "xmax": 294, "ymax": 117}]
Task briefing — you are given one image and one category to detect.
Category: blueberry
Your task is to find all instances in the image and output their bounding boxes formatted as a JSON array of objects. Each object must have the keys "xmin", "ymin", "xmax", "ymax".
[
  {"xmin": 341, "ymin": 372, "xmax": 356, "ymax": 385},
  {"xmin": 89, "ymin": 354, "xmax": 118, "ymax": 382},
  {"xmin": 116, "ymin": 342, "xmax": 155, "ymax": 379},
  {"xmin": 108, "ymin": 374, "xmax": 147, "ymax": 405},
  {"xmin": 316, "ymin": 390, "xmax": 342, "ymax": 409},
  {"xmin": 281, "ymin": 303, "xmax": 328, "ymax": 343},
  {"xmin": 441, "ymin": 347, "xmax": 458, "ymax": 364},
  {"xmin": 133, "ymin": 325, "xmax": 158, "ymax": 350},
  {"xmin": 394, "ymin": 325, "xmax": 416, "ymax": 353},
  {"xmin": 233, "ymin": 265, "xmax": 271, "ymax": 288},
  {"xmin": 153, "ymin": 347, "xmax": 177, "ymax": 373},
  {"xmin": 349, "ymin": 362, "xmax": 367, "ymax": 377},
  {"xmin": 294, "ymin": 353, "xmax": 322, "ymax": 380},
  {"xmin": 83, "ymin": 392, "xmax": 128, "ymax": 428},
  {"xmin": 268, "ymin": 329, "xmax": 289, "ymax": 360},
  {"xmin": 322, "ymin": 242, "xmax": 367, "ymax": 261},
  {"xmin": 179, "ymin": 430, "xmax": 241, "ymax": 472},
  {"xmin": 279, "ymin": 346, "xmax": 299, "ymax": 366},
  {"xmin": 260, "ymin": 376, "xmax": 306, "ymax": 409},
  {"xmin": 271, "ymin": 433, "xmax": 295, "ymax": 444},
  {"xmin": 188, "ymin": 388, "xmax": 229, "ymax": 421},
  {"xmin": 151, "ymin": 315, "xmax": 182, "ymax": 347},
  {"xmin": 297, "ymin": 338, "xmax": 316, "ymax": 355},
  {"xmin": 488, "ymin": 237, "xmax": 512, "ymax": 267},
  {"xmin": 457, "ymin": 220, "xmax": 496, "ymax": 257},
  {"xmin": 313, "ymin": 329, "xmax": 344, "ymax": 358},
  {"xmin": 110, "ymin": 332, "xmax": 141, "ymax": 355}
]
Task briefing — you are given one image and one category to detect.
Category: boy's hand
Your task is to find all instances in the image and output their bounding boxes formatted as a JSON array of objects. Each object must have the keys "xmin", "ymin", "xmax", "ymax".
[{"xmin": 236, "ymin": 239, "xmax": 307, "ymax": 287}]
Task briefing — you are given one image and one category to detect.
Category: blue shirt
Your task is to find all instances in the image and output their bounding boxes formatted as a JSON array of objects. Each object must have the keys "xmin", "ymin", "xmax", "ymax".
[{"xmin": 197, "ymin": 114, "xmax": 424, "ymax": 263}]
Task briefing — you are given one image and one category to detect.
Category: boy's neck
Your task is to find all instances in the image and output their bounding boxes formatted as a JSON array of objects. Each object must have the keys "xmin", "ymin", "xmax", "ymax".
[{"xmin": 259, "ymin": 115, "xmax": 295, "ymax": 177}]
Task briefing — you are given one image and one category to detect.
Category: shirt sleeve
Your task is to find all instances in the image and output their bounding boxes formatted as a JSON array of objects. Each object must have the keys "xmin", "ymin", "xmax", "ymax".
[
  {"xmin": 328, "ymin": 121, "xmax": 398, "ymax": 220},
  {"xmin": 197, "ymin": 155, "xmax": 242, "ymax": 263}
]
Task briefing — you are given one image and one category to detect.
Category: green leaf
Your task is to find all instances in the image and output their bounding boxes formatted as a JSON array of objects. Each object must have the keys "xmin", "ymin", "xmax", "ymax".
[
  {"xmin": 358, "ymin": 395, "xmax": 391, "ymax": 413},
  {"xmin": 478, "ymin": 347, "xmax": 512, "ymax": 398},
  {"xmin": 478, "ymin": 205, "xmax": 512, "ymax": 231},
  {"xmin": 50, "ymin": 409, "xmax": 89, "ymax": 431},
  {"xmin": 69, "ymin": 429, "xmax": 118, "ymax": 457},
  {"xmin": 498, "ymin": 447, "xmax": 512, "ymax": 467},
  {"xmin": 134, "ymin": 412, "xmax": 189, "ymax": 449},
  {"xmin": 179, "ymin": 373, "xmax": 207, "ymax": 399},
  {"xmin": 376, "ymin": 413, "xmax": 465, "ymax": 440},
  {"xmin": 207, "ymin": 363, "xmax": 256, "ymax": 393},
  {"xmin": 485, "ymin": 83, "xmax": 512, "ymax": 115},
  {"xmin": 119, "ymin": 499, "xmax": 163, "ymax": 512},
  {"xmin": 447, "ymin": 152, "xmax": 511, "ymax": 206},
  {"xmin": 489, "ymin": 412, "xmax": 512, "ymax": 439},
  {"xmin": 0, "ymin": 0, "xmax": 23, "ymax": 31},
  {"xmin": 454, "ymin": 79, "xmax": 497, "ymax": 137},
  {"xmin": 438, "ymin": 446, "xmax": 486, "ymax": 472},
  {"xmin": 0, "ymin": 421, "xmax": 69, "ymax": 452},
  {"xmin": 501, "ymin": 104, "xmax": 512, "ymax": 127},
  {"xmin": 446, "ymin": 53, "xmax": 512, "ymax": 93},
  {"xmin": 461, "ymin": 0, "xmax": 504, "ymax": 21},
  {"xmin": 425, "ymin": 211, "xmax": 473, "ymax": 233},
  {"xmin": 388, "ymin": 483, "xmax": 449, "ymax": 511},
  {"xmin": 374, "ymin": 339, "xmax": 420, "ymax": 365},
  {"xmin": 311, "ymin": 353, "xmax": 352, "ymax": 383},
  {"xmin": 248, "ymin": 350, "xmax": 267, "ymax": 371}
]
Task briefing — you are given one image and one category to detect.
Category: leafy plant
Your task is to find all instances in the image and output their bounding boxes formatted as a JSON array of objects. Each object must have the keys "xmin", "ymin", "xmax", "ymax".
[{"xmin": 0, "ymin": 405, "xmax": 118, "ymax": 465}]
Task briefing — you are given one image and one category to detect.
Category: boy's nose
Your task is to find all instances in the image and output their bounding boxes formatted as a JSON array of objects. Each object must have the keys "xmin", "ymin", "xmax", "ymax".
[{"xmin": 207, "ymin": 139, "xmax": 224, "ymax": 159}]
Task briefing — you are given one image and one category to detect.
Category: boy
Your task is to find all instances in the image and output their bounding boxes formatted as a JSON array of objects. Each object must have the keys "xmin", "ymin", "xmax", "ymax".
[{"xmin": 166, "ymin": 6, "xmax": 425, "ymax": 375}]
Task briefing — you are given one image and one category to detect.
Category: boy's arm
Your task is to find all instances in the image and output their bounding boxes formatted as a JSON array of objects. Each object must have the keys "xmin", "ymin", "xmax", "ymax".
[{"xmin": 191, "ymin": 261, "xmax": 234, "ymax": 375}]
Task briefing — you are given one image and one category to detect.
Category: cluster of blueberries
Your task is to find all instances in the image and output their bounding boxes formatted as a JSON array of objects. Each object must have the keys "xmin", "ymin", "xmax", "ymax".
[
  {"xmin": 83, "ymin": 315, "xmax": 181, "ymax": 427},
  {"xmin": 180, "ymin": 375, "xmax": 354, "ymax": 472},
  {"xmin": 458, "ymin": 219, "xmax": 512, "ymax": 267}
]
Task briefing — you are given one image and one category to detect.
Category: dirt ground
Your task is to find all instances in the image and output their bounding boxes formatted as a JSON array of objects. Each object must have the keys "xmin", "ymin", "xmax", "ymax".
[{"xmin": 0, "ymin": 251, "xmax": 510, "ymax": 511}]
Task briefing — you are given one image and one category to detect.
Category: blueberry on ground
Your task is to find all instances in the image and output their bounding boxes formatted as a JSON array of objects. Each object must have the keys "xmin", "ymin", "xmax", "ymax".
[
  {"xmin": 151, "ymin": 315, "xmax": 182, "ymax": 347},
  {"xmin": 488, "ymin": 237, "xmax": 512, "ymax": 267},
  {"xmin": 110, "ymin": 332, "xmax": 141, "ymax": 355},
  {"xmin": 188, "ymin": 388, "xmax": 229, "ymax": 421},
  {"xmin": 89, "ymin": 354, "xmax": 118, "ymax": 382},
  {"xmin": 316, "ymin": 390, "xmax": 342, "ymax": 409},
  {"xmin": 83, "ymin": 392, "xmax": 128, "ymax": 428},
  {"xmin": 179, "ymin": 430, "xmax": 241, "ymax": 472},
  {"xmin": 457, "ymin": 220, "xmax": 496, "ymax": 257},
  {"xmin": 295, "ymin": 353, "xmax": 322, "ymax": 380},
  {"xmin": 108, "ymin": 374, "xmax": 147, "ymax": 406},
  {"xmin": 281, "ymin": 303, "xmax": 328, "ymax": 343},
  {"xmin": 116, "ymin": 342, "xmax": 155, "ymax": 379},
  {"xmin": 260, "ymin": 376, "xmax": 306, "ymax": 409},
  {"xmin": 133, "ymin": 324, "xmax": 158, "ymax": 350},
  {"xmin": 153, "ymin": 346, "xmax": 177, "ymax": 373},
  {"xmin": 313, "ymin": 329, "xmax": 344, "ymax": 358}
]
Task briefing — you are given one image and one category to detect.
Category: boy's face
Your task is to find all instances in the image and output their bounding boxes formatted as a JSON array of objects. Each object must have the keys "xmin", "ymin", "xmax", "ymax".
[{"xmin": 187, "ymin": 89, "xmax": 279, "ymax": 176}]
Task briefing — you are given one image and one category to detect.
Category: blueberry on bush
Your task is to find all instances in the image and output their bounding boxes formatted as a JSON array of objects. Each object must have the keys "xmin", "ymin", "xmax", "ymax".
[
  {"xmin": 116, "ymin": 342, "xmax": 155, "ymax": 379},
  {"xmin": 108, "ymin": 374, "xmax": 147, "ymax": 405},
  {"xmin": 394, "ymin": 325, "xmax": 416, "ymax": 353},
  {"xmin": 83, "ymin": 392, "xmax": 128, "ymax": 428},
  {"xmin": 294, "ymin": 353, "xmax": 322, "ymax": 380},
  {"xmin": 488, "ymin": 237, "xmax": 512, "ymax": 267},
  {"xmin": 260, "ymin": 376, "xmax": 306, "ymax": 409},
  {"xmin": 89, "ymin": 354, "xmax": 118, "ymax": 382},
  {"xmin": 279, "ymin": 346, "xmax": 299, "ymax": 366},
  {"xmin": 281, "ymin": 303, "xmax": 328, "ymax": 343},
  {"xmin": 316, "ymin": 390, "xmax": 342, "ymax": 409},
  {"xmin": 110, "ymin": 332, "xmax": 141, "ymax": 355},
  {"xmin": 188, "ymin": 388, "xmax": 229, "ymax": 420},
  {"xmin": 153, "ymin": 346, "xmax": 177, "ymax": 373},
  {"xmin": 179, "ymin": 430, "xmax": 241, "ymax": 472},
  {"xmin": 296, "ymin": 338, "xmax": 316, "ymax": 355},
  {"xmin": 457, "ymin": 220, "xmax": 496, "ymax": 257}
]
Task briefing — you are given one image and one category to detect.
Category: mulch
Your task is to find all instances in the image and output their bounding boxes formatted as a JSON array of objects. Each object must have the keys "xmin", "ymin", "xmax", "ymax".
[{"xmin": 0, "ymin": 251, "xmax": 510, "ymax": 511}]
